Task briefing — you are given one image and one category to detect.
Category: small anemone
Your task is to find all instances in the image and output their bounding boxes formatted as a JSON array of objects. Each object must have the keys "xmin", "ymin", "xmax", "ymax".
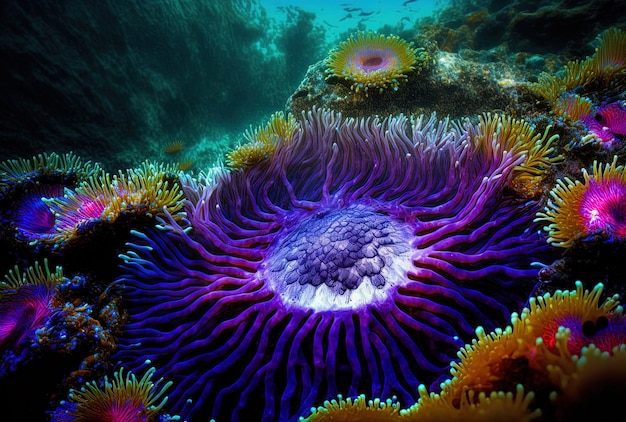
[
  {"xmin": 535, "ymin": 156, "xmax": 626, "ymax": 247},
  {"xmin": 582, "ymin": 101, "xmax": 626, "ymax": 148},
  {"xmin": 51, "ymin": 366, "xmax": 177, "ymax": 422},
  {"xmin": 325, "ymin": 32, "xmax": 428, "ymax": 96},
  {"xmin": 522, "ymin": 281, "xmax": 624, "ymax": 355},
  {"xmin": 226, "ymin": 111, "xmax": 299, "ymax": 170},
  {"xmin": 444, "ymin": 281, "xmax": 624, "ymax": 406}
]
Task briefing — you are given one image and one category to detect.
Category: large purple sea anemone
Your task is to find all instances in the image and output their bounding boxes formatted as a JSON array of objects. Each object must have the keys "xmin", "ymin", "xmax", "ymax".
[{"xmin": 115, "ymin": 109, "xmax": 552, "ymax": 421}]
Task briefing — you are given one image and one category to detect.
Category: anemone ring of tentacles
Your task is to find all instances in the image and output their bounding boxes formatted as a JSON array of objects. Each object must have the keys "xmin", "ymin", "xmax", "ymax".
[{"xmin": 114, "ymin": 108, "xmax": 551, "ymax": 422}]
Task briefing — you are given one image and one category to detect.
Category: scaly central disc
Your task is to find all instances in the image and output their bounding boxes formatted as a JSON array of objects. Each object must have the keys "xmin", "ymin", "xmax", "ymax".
[{"xmin": 264, "ymin": 204, "xmax": 414, "ymax": 311}]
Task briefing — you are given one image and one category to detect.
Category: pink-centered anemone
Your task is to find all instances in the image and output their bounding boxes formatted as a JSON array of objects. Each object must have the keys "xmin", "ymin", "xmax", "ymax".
[
  {"xmin": 325, "ymin": 32, "xmax": 428, "ymax": 96},
  {"xmin": 0, "ymin": 152, "xmax": 101, "ymax": 253},
  {"xmin": 114, "ymin": 108, "xmax": 552, "ymax": 421},
  {"xmin": 536, "ymin": 156, "xmax": 626, "ymax": 247},
  {"xmin": 0, "ymin": 261, "xmax": 63, "ymax": 352},
  {"xmin": 582, "ymin": 101, "xmax": 626, "ymax": 148}
]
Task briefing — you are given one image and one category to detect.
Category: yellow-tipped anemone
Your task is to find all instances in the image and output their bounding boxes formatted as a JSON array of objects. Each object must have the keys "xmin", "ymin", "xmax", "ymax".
[
  {"xmin": 552, "ymin": 94, "xmax": 593, "ymax": 121},
  {"xmin": 472, "ymin": 113, "xmax": 562, "ymax": 197},
  {"xmin": 297, "ymin": 281, "xmax": 625, "ymax": 421},
  {"xmin": 226, "ymin": 111, "xmax": 299, "ymax": 170},
  {"xmin": 527, "ymin": 28, "xmax": 626, "ymax": 122},
  {"xmin": 299, "ymin": 394, "xmax": 401, "ymax": 422},
  {"xmin": 41, "ymin": 161, "xmax": 184, "ymax": 247},
  {"xmin": 61, "ymin": 367, "xmax": 175, "ymax": 422},
  {"xmin": 1, "ymin": 259, "xmax": 64, "ymax": 292},
  {"xmin": 535, "ymin": 156, "xmax": 626, "ymax": 247},
  {"xmin": 325, "ymin": 32, "xmax": 428, "ymax": 96}
]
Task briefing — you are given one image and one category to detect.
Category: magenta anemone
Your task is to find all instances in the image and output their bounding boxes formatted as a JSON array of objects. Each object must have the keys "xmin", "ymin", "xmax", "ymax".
[
  {"xmin": 583, "ymin": 101, "xmax": 626, "ymax": 147},
  {"xmin": 114, "ymin": 109, "xmax": 552, "ymax": 421},
  {"xmin": 0, "ymin": 261, "xmax": 62, "ymax": 353}
]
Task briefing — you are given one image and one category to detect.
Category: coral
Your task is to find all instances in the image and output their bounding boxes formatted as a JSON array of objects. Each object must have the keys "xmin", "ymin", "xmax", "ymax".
[
  {"xmin": 535, "ymin": 156, "xmax": 626, "ymax": 247},
  {"xmin": 51, "ymin": 367, "xmax": 176, "ymax": 422},
  {"xmin": 0, "ymin": 260, "xmax": 127, "ymax": 394},
  {"xmin": 226, "ymin": 111, "xmax": 299, "ymax": 170},
  {"xmin": 114, "ymin": 108, "xmax": 551, "ymax": 421},
  {"xmin": 325, "ymin": 32, "xmax": 428, "ymax": 97}
]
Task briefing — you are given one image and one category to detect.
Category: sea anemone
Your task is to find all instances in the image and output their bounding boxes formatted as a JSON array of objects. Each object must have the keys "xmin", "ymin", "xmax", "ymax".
[
  {"xmin": 522, "ymin": 281, "xmax": 625, "ymax": 355},
  {"xmin": 552, "ymin": 95, "xmax": 593, "ymax": 122},
  {"xmin": 41, "ymin": 161, "xmax": 184, "ymax": 249},
  {"xmin": 163, "ymin": 140, "xmax": 186, "ymax": 155},
  {"xmin": 10, "ymin": 184, "xmax": 64, "ymax": 244},
  {"xmin": 300, "ymin": 394, "xmax": 401, "ymax": 422},
  {"xmin": 470, "ymin": 113, "xmax": 561, "ymax": 198},
  {"xmin": 0, "ymin": 260, "xmax": 63, "ymax": 352},
  {"xmin": 325, "ymin": 32, "xmax": 428, "ymax": 96},
  {"xmin": 0, "ymin": 152, "xmax": 101, "ymax": 254},
  {"xmin": 51, "ymin": 366, "xmax": 176, "ymax": 422},
  {"xmin": 115, "ymin": 108, "xmax": 550, "ymax": 421},
  {"xmin": 0, "ymin": 152, "xmax": 101, "ymax": 195},
  {"xmin": 226, "ymin": 111, "xmax": 299, "ymax": 170},
  {"xmin": 547, "ymin": 343, "xmax": 626, "ymax": 421},
  {"xmin": 535, "ymin": 156, "xmax": 626, "ymax": 247},
  {"xmin": 582, "ymin": 101, "xmax": 626, "ymax": 148},
  {"xmin": 400, "ymin": 384, "xmax": 540, "ymax": 422},
  {"xmin": 589, "ymin": 27, "xmax": 626, "ymax": 76},
  {"xmin": 527, "ymin": 28, "xmax": 626, "ymax": 121},
  {"xmin": 440, "ymin": 281, "xmax": 624, "ymax": 411}
]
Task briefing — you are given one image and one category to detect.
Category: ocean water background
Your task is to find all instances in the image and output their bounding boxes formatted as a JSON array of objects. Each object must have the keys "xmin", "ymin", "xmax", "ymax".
[
  {"xmin": 261, "ymin": 0, "xmax": 446, "ymax": 43},
  {"xmin": 0, "ymin": 0, "xmax": 450, "ymax": 172}
]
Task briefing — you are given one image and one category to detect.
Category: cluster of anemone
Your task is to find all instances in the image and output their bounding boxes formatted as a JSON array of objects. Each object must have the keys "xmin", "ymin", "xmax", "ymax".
[
  {"xmin": 535, "ymin": 156, "xmax": 626, "ymax": 248},
  {"xmin": 0, "ymin": 152, "xmax": 101, "ymax": 254},
  {"xmin": 113, "ymin": 107, "xmax": 553, "ymax": 421},
  {"xmin": 325, "ymin": 32, "xmax": 428, "ymax": 97},
  {"xmin": 226, "ymin": 111, "xmax": 299, "ymax": 170},
  {"xmin": 527, "ymin": 28, "xmax": 626, "ymax": 149},
  {"xmin": 299, "ymin": 281, "xmax": 626, "ymax": 421},
  {"xmin": 0, "ymin": 257, "xmax": 127, "ymax": 391},
  {"xmin": 38, "ymin": 161, "xmax": 184, "ymax": 251},
  {"xmin": 51, "ymin": 366, "xmax": 177, "ymax": 422}
]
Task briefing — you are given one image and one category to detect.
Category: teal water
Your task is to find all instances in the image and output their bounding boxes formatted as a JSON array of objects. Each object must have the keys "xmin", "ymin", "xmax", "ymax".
[{"xmin": 261, "ymin": 0, "xmax": 447, "ymax": 42}]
